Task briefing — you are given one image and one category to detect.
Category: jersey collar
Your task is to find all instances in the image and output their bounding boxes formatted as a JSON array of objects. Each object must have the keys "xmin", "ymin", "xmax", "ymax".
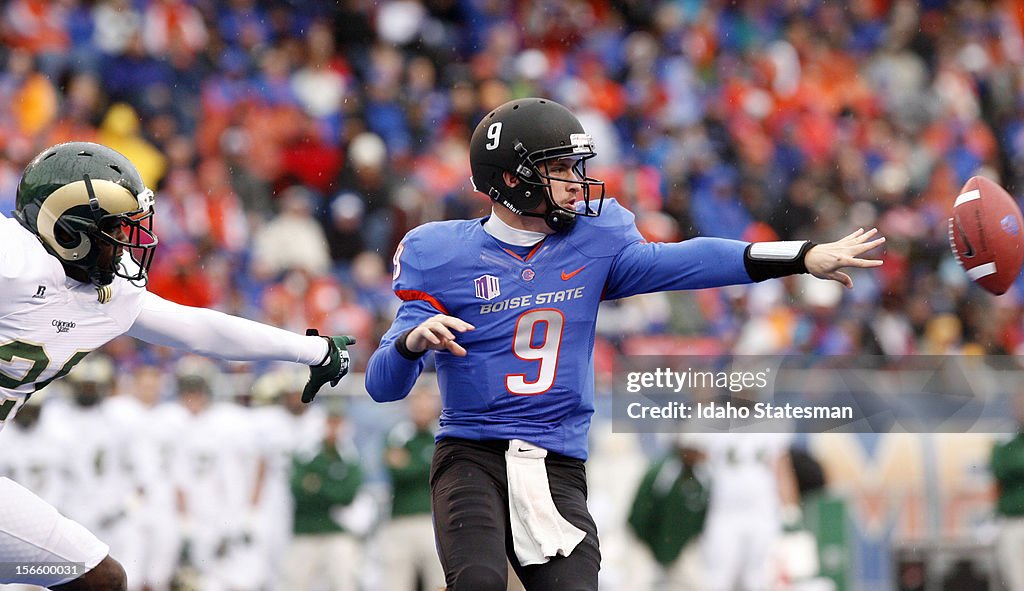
[{"xmin": 483, "ymin": 212, "xmax": 546, "ymax": 247}]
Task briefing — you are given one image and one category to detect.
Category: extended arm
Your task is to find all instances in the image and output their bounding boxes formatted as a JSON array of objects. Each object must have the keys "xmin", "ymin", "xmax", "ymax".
[
  {"xmin": 126, "ymin": 291, "xmax": 353, "ymax": 402},
  {"xmin": 605, "ymin": 229, "xmax": 884, "ymax": 300},
  {"xmin": 126, "ymin": 291, "xmax": 328, "ymax": 363},
  {"xmin": 604, "ymin": 237, "xmax": 752, "ymax": 300}
]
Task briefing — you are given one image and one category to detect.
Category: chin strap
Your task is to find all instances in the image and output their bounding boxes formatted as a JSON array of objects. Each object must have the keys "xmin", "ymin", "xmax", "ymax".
[
  {"xmin": 82, "ymin": 174, "xmax": 104, "ymax": 226},
  {"xmin": 544, "ymin": 207, "xmax": 576, "ymax": 233},
  {"xmin": 507, "ymin": 204, "xmax": 576, "ymax": 233},
  {"xmin": 81, "ymin": 173, "xmax": 116, "ymax": 288}
]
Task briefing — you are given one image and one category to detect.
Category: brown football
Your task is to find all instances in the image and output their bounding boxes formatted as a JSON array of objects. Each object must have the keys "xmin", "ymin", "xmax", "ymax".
[{"xmin": 948, "ymin": 176, "xmax": 1024, "ymax": 295}]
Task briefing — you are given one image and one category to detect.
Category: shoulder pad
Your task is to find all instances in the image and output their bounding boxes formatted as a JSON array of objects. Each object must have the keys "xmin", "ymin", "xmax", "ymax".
[
  {"xmin": 394, "ymin": 219, "xmax": 479, "ymax": 292},
  {"xmin": 0, "ymin": 217, "xmax": 55, "ymax": 282},
  {"xmin": 564, "ymin": 198, "xmax": 643, "ymax": 258}
]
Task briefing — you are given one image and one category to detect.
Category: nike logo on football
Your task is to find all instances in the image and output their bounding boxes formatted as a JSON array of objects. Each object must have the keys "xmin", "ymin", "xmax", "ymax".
[
  {"xmin": 955, "ymin": 215, "xmax": 976, "ymax": 258},
  {"xmin": 561, "ymin": 266, "xmax": 586, "ymax": 280}
]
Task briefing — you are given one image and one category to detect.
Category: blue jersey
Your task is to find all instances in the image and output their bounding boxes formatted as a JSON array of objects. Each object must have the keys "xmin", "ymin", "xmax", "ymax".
[{"xmin": 365, "ymin": 200, "xmax": 753, "ymax": 460}]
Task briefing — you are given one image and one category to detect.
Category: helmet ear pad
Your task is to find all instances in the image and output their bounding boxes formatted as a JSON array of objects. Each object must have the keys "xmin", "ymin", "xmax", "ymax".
[
  {"xmin": 53, "ymin": 222, "xmax": 79, "ymax": 249},
  {"xmin": 500, "ymin": 169, "xmax": 546, "ymax": 213},
  {"xmin": 499, "ymin": 166, "xmax": 576, "ymax": 232}
]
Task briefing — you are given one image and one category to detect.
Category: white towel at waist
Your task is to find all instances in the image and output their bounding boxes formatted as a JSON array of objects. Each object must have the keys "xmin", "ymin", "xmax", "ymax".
[{"xmin": 505, "ymin": 439, "xmax": 586, "ymax": 566}]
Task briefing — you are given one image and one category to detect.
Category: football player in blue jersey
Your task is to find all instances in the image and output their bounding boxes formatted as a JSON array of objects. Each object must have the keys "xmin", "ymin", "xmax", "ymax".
[{"xmin": 365, "ymin": 98, "xmax": 884, "ymax": 591}]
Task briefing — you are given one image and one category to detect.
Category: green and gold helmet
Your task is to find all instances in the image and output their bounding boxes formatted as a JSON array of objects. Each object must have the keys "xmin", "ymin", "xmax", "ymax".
[{"xmin": 14, "ymin": 142, "xmax": 158, "ymax": 286}]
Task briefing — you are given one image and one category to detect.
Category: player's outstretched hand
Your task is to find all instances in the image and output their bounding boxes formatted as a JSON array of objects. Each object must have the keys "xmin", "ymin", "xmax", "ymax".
[
  {"xmin": 303, "ymin": 329, "xmax": 356, "ymax": 403},
  {"xmin": 804, "ymin": 227, "xmax": 886, "ymax": 289},
  {"xmin": 406, "ymin": 314, "xmax": 475, "ymax": 357}
]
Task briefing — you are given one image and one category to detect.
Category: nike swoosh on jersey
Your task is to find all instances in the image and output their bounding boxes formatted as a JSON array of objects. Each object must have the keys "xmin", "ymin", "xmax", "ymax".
[{"xmin": 561, "ymin": 266, "xmax": 586, "ymax": 280}]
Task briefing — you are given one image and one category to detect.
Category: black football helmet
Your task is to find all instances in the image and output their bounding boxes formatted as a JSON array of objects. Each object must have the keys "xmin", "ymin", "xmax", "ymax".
[
  {"xmin": 14, "ymin": 142, "xmax": 158, "ymax": 287},
  {"xmin": 470, "ymin": 98, "xmax": 605, "ymax": 232}
]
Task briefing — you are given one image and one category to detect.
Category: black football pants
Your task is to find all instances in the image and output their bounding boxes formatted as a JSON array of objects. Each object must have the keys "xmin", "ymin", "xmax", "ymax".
[{"xmin": 430, "ymin": 437, "xmax": 601, "ymax": 591}]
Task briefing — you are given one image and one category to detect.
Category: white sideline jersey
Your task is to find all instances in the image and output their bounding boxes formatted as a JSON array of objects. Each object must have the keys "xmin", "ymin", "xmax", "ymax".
[
  {"xmin": 0, "ymin": 214, "xmax": 146, "ymax": 427},
  {"xmin": 694, "ymin": 431, "xmax": 793, "ymax": 516}
]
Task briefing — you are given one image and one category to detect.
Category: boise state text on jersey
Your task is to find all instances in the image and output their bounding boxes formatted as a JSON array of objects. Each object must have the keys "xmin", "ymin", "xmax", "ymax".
[{"xmin": 366, "ymin": 200, "xmax": 753, "ymax": 460}]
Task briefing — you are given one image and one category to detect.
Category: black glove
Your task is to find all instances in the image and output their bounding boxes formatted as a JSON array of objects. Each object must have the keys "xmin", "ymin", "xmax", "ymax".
[{"xmin": 303, "ymin": 329, "xmax": 355, "ymax": 403}]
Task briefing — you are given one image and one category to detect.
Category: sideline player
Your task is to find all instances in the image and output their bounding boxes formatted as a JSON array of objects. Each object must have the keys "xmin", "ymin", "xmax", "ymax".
[
  {"xmin": 0, "ymin": 142, "xmax": 355, "ymax": 590},
  {"xmin": 365, "ymin": 98, "xmax": 884, "ymax": 590}
]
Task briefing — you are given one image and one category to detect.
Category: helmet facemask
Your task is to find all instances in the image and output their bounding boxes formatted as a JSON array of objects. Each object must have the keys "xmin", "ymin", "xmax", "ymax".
[
  {"xmin": 93, "ymin": 193, "xmax": 158, "ymax": 285},
  {"xmin": 503, "ymin": 134, "xmax": 605, "ymax": 233}
]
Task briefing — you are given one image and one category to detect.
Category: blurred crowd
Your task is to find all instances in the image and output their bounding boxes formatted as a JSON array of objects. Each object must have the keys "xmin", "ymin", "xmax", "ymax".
[{"xmin": 4, "ymin": 0, "xmax": 1024, "ymax": 375}]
